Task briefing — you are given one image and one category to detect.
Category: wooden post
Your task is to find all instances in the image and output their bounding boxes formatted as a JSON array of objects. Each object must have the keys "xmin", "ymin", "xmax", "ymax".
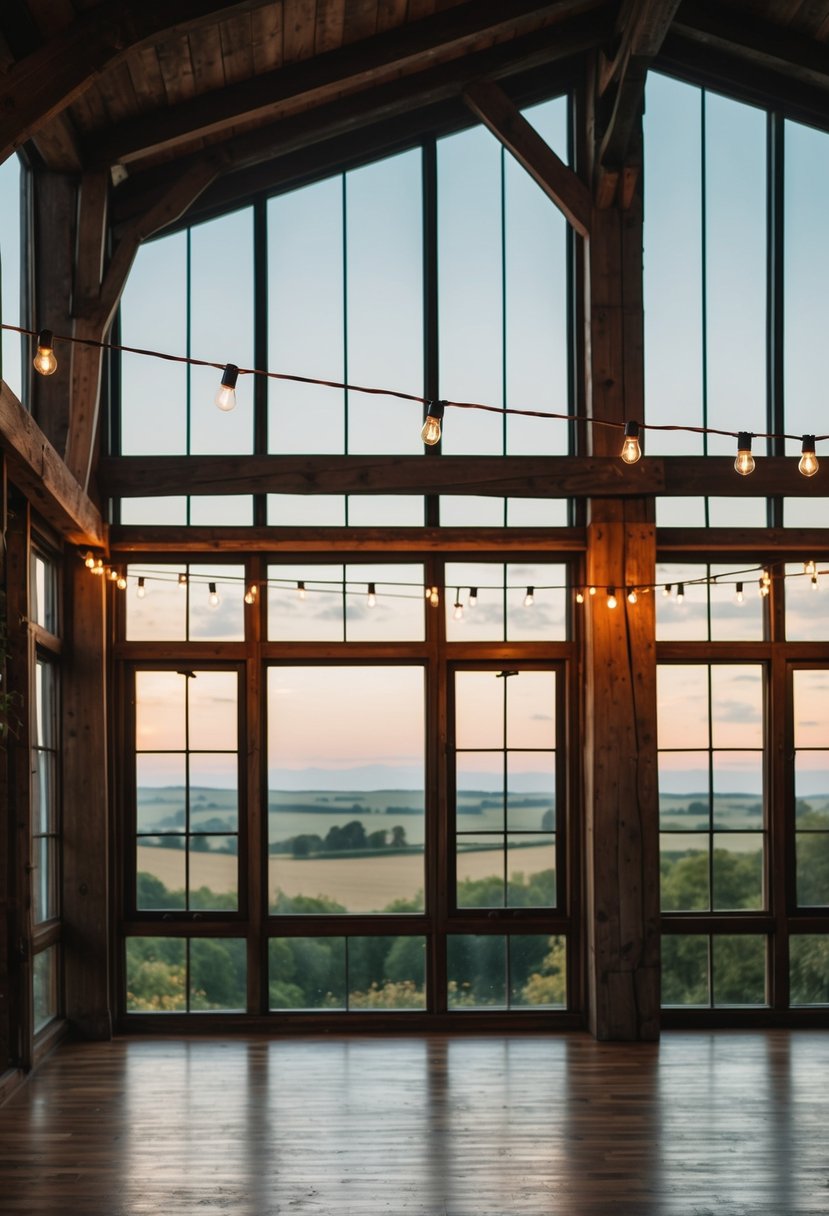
[
  {"xmin": 583, "ymin": 184, "xmax": 660, "ymax": 1039},
  {"xmin": 62, "ymin": 558, "xmax": 111, "ymax": 1040}
]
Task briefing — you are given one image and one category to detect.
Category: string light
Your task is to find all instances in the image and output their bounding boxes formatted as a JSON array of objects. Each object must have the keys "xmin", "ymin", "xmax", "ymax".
[
  {"xmin": 735, "ymin": 582, "xmax": 744, "ymax": 603},
  {"xmin": 762, "ymin": 569, "xmax": 771, "ymax": 588},
  {"xmin": 116, "ymin": 572, "xmax": 127, "ymax": 590},
  {"xmin": 804, "ymin": 560, "xmax": 816, "ymax": 576},
  {"xmin": 812, "ymin": 574, "xmax": 819, "ymax": 591},
  {"xmin": 607, "ymin": 588, "xmax": 618, "ymax": 609},
  {"xmin": 621, "ymin": 421, "xmax": 642, "ymax": 464},
  {"xmin": 429, "ymin": 586, "xmax": 440, "ymax": 608},
  {"xmin": 575, "ymin": 590, "xmax": 584, "ymax": 604},
  {"xmin": 676, "ymin": 583, "xmax": 685, "ymax": 602},
  {"xmin": 523, "ymin": 586, "xmax": 534, "ymax": 607},
  {"xmin": 420, "ymin": 400, "xmax": 445, "ymax": 446},
  {"xmin": 589, "ymin": 586, "xmax": 596, "ymax": 597},
  {"xmin": 208, "ymin": 582, "xmax": 220, "ymax": 607},
  {"xmin": 84, "ymin": 551, "xmax": 95, "ymax": 569},
  {"xmin": 178, "ymin": 572, "xmax": 188, "ymax": 589},
  {"xmin": 799, "ymin": 435, "xmax": 819, "ymax": 478},
  {"xmin": 453, "ymin": 590, "xmax": 464, "ymax": 621},
  {"xmin": 136, "ymin": 577, "xmax": 146, "ymax": 598},
  {"xmin": 663, "ymin": 584, "xmax": 672, "ymax": 597},
  {"xmin": 108, "ymin": 568, "xmax": 119, "ymax": 582},
  {"xmin": 91, "ymin": 559, "xmax": 104, "ymax": 576},
  {"xmin": 468, "ymin": 587, "xmax": 477, "ymax": 607},
  {"xmin": 367, "ymin": 582, "xmax": 376, "ymax": 607},
  {"xmin": 759, "ymin": 578, "xmax": 769, "ymax": 598},
  {"xmin": 32, "ymin": 329, "xmax": 57, "ymax": 376},
  {"xmin": 244, "ymin": 584, "xmax": 258, "ymax": 604},
  {"xmin": 627, "ymin": 588, "xmax": 638, "ymax": 604},
  {"xmin": 297, "ymin": 581, "xmax": 306, "ymax": 600},
  {"xmin": 215, "ymin": 363, "xmax": 239, "ymax": 412},
  {"xmin": 735, "ymin": 432, "xmax": 756, "ymax": 476}
]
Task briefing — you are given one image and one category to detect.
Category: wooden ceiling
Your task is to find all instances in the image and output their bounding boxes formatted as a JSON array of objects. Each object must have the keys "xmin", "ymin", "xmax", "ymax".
[{"xmin": 3, "ymin": 0, "xmax": 829, "ymax": 227}]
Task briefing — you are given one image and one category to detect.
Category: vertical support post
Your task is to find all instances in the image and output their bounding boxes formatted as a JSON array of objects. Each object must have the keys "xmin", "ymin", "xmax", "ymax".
[
  {"xmin": 62, "ymin": 558, "xmax": 111, "ymax": 1039},
  {"xmin": 583, "ymin": 182, "xmax": 660, "ymax": 1040}
]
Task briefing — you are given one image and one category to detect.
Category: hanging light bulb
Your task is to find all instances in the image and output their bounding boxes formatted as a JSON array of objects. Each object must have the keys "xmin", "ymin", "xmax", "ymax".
[
  {"xmin": 429, "ymin": 586, "xmax": 440, "ymax": 608},
  {"xmin": 607, "ymin": 588, "xmax": 618, "ymax": 609},
  {"xmin": 107, "ymin": 568, "xmax": 118, "ymax": 582},
  {"xmin": 735, "ymin": 432, "xmax": 755, "ymax": 476},
  {"xmin": 453, "ymin": 590, "xmax": 464, "ymax": 621},
  {"xmin": 762, "ymin": 568, "xmax": 771, "ymax": 588},
  {"xmin": 208, "ymin": 582, "xmax": 220, "ymax": 607},
  {"xmin": 367, "ymin": 582, "xmax": 376, "ymax": 607},
  {"xmin": 297, "ymin": 581, "xmax": 306, "ymax": 600},
  {"xmin": 468, "ymin": 587, "xmax": 478, "ymax": 608},
  {"xmin": 799, "ymin": 435, "xmax": 819, "ymax": 478},
  {"xmin": 244, "ymin": 584, "xmax": 258, "ymax": 605},
  {"xmin": 589, "ymin": 585, "xmax": 597, "ymax": 597},
  {"xmin": 735, "ymin": 582, "xmax": 744, "ymax": 604},
  {"xmin": 215, "ymin": 363, "xmax": 239, "ymax": 412},
  {"xmin": 676, "ymin": 583, "xmax": 685, "ymax": 603},
  {"xmin": 662, "ymin": 584, "xmax": 672, "ymax": 597},
  {"xmin": 804, "ymin": 559, "xmax": 816, "ymax": 577},
  {"xmin": 92, "ymin": 559, "xmax": 105, "ymax": 576},
  {"xmin": 575, "ymin": 590, "xmax": 584, "ymax": 604},
  {"xmin": 84, "ymin": 551, "xmax": 95, "ymax": 569},
  {"xmin": 759, "ymin": 578, "xmax": 769, "ymax": 598},
  {"xmin": 627, "ymin": 588, "xmax": 638, "ymax": 604},
  {"xmin": 523, "ymin": 586, "xmax": 534, "ymax": 607},
  {"xmin": 812, "ymin": 573, "xmax": 819, "ymax": 592},
  {"xmin": 620, "ymin": 420, "xmax": 642, "ymax": 464},
  {"xmin": 32, "ymin": 329, "xmax": 57, "ymax": 376},
  {"xmin": 420, "ymin": 400, "xmax": 445, "ymax": 446},
  {"xmin": 116, "ymin": 572, "xmax": 128, "ymax": 590},
  {"xmin": 136, "ymin": 577, "xmax": 146, "ymax": 599}
]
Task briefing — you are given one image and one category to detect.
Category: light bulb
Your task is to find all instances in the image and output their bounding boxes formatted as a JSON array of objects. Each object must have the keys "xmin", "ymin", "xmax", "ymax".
[
  {"xmin": 762, "ymin": 569, "xmax": 771, "ymax": 587},
  {"xmin": 208, "ymin": 582, "xmax": 220, "ymax": 607},
  {"xmin": 367, "ymin": 582, "xmax": 376, "ymax": 607},
  {"xmin": 627, "ymin": 588, "xmax": 638, "ymax": 604},
  {"xmin": 804, "ymin": 560, "xmax": 816, "ymax": 576},
  {"xmin": 588, "ymin": 586, "xmax": 596, "ymax": 597},
  {"xmin": 676, "ymin": 583, "xmax": 685, "ymax": 603},
  {"xmin": 620, "ymin": 420, "xmax": 641, "ymax": 464},
  {"xmin": 116, "ymin": 573, "xmax": 127, "ymax": 590},
  {"xmin": 607, "ymin": 588, "xmax": 617, "ymax": 609},
  {"xmin": 735, "ymin": 582, "xmax": 744, "ymax": 604},
  {"xmin": 429, "ymin": 587, "xmax": 440, "ymax": 608},
  {"xmin": 178, "ymin": 572, "xmax": 188, "ymax": 589},
  {"xmin": 523, "ymin": 586, "xmax": 534, "ymax": 607},
  {"xmin": 453, "ymin": 592, "xmax": 464, "ymax": 621},
  {"xmin": 244, "ymin": 584, "xmax": 257, "ymax": 605},
  {"xmin": 137, "ymin": 577, "xmax": 146, "ymax": 599},
  {"xmin": 662, "ymin": 584, "xmax": 672, "ymax": 597},
  {"xmin": 799, "ymin": 435, "xmax": 819, "ymax": 477},
  {"xmin": 92, "ymin": 559, "xmax": 104, "ymax": 576},
  {"xmin": 575, "ymin": 590, "xmax": 584, "ymax": 604},
  {"xmin": 759, "ymin": 578, "xmax": 769, "ymax": 598},
  {"xmin": 735, "ymin": 432, "xmax": 755, "ymax": 476},
  {"xmin": 468, "ymin": 587, "xmax": 477, "ymax": 608},
  {"xmin": 420, "ymin": 400, "xmax": 445, "ymax": 446},
  {"xmin": 32, "ymin": 329, "xmax": 57, "ymax": 376},
  {"xmin": 108, "ymin": 568, "xmax": 118, "ymax": 582},
  {"xmin": 812, "ymin": 574, "xmax": 819, "ymax": 592},
  {"xmin": 215, "ymin": 363, "xmax": 239, "ymax": 412},
  {"xmin": 297, "ymin": 581, "xmax": 306, "ymax": 600},
  {"xmin": 84, "ymin": 551, "xmax": 95, "ymax": 569}
]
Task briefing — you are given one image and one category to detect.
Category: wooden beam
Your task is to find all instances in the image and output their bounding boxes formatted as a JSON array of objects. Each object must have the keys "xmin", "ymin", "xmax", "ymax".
[
  {"xmin": 462, "ymin": 78, "xmax": 593, "ymax": 237},
  {"xmin": 0, "ymin": 380, "xmax": 104, "ymax": 545},
  {"xmin": 90, "ymin": 0, "xmax": 608, "ymax": 169},
  {"xmin": 657, "ymin": 527, "xmax": 829, "ymax": 553},
  {"xmin": 109, "ymin": 525, "xmax": 588, "ymax": 553},
  {"xmin": 97, "ymin": 453, "xmax": 829, "ymax": 499},
  {"xmin": 0, "ymin": 0, "xmax": 265, "ymax": 165}
]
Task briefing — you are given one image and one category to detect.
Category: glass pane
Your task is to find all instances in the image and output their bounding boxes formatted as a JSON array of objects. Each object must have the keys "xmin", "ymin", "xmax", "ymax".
[
  {"xmin": 789, "ymin": 935, "xmax": 829, "ymax": 1006},
  {"xmin": 456, "ymin": 753, "xmax": 503, "ymax": 833},
  {"xmin": 136, "ymin": 671, "xmax": 186, "ymax": 749},
  {"xmin": 268, "ymin": 564, "xmax": 343, "ymax": 641},
  {"xmin": 710, "ymin": 565, "xmax": 764, "ymax": 641},
  {"xmin": 189, "ymin": 938, "xmax": 246, "ymax": 1012},
  {"xmin": 506, "ymin": 835, "xmax": 555, "ymax": 907},
  {"xmin": 188, "ymin": 495, "xmax": 253, "ymax": 526},
  {"xmin": 188, "ymin": 671, "xmax": 237, "ymax": 751},
  {"xmin": 445, "ymin": 563, "xmax": 505, "ymax": 640},
  {"xmin": 712, "ymin": 834, "xmax": 764, "ymax": 910},
  {"xmin": 506, "ymin": 671, "xmax": 555, "ymax": 749},
  {"xmin": 120, "ymin": 497, "xmax": 188, "ymax": 526},
  {"xmin": 455, "ymin": 671, "xmax": 504, "ymax": 749},
  {"xmin": 32, "ymin": 750, "xmax": 57, "ymax": 835},
  {"xmin": 346, "ymin": 150, "xmax": 423, "ymax": 454},
  {"xmin": 33, "ymin": 947, "xmax": 58, "ymax": 1033},
  {"xmin": 136, "ymin": 755, "xmax": 186, "ymax": 832},
  {"xmin": 0, "ymin": 153, "xmax": 23, "ymax": 398},
  {"xmin": 267, "ymin": 493, "xmax": 346, "ymax": 526},
  {"xmin": 655, "ymin": 565, "xmax": 708, "ymax": 639},
  {"xmin": 793, "ymin": 670, "xmax": 829, "ymax": 746},
  {"xmin": 268, "ymin": 667, "xmax": 424, "ymax": 914},
  {"xmin": 786, "ymin": 563, "xmax": 829, "ymax": 639},
  {"xmin": 269, "ymin": 937, "xmax": 346, "ymax": 1010},
  {"xmin": 344, "ymin": 564, "xmax": 424, "ymax": 641},
  {"xmin": 711, "ymin": 935, "xmax": 766, "ymax": 1006},
  {"xmin": 34, "ymin": 661, "xmax": 57, "ymax": 748},
  {"xmin": 658, "ymin": 752, "xmax": 709, "ymax": 828},
  {"xmin": 710, "ymin": 666, "xmax": 763, "ymax": 749},
  {"xmin": 507, "ymin": 754, "xmax": 556, "ymax": 831},
  {"xmin": 347, "ymin": 936, "xmax": 426, "ymax": 1010},
  {"xmin": 661, "ymin": 935, "xmax": 709, "ymax": 1006},
  {"xmin": 657, "ymin": 666, "xmax": 710, "ymax": 749},
  {"xmin": 136, "ymin": 843, "xmax": 186, "ymax": 910},
  {"xmin": 510, "ymin": 935, "xmax": 566, "ymax": 1008},
  {"xmin": 506, "ymin": 563, "xmax": 566, "ymax": 641},
  {"xmin": 447, "ymin": 935, "xmax": 506, "ymax": 1008},
  {"xmin": 661, "ymin": 833, "xmax": 709, "ymax": 911},
  {"xmin": 347, "ymin": 495, "xmax": 424, "ymax": 526},
  {"xmin": 127, "ymin": 567, "xmax": 187, "ymax": 640},
  {"xmin": 189, "ymin": 755, "xmax": 238, "ymax": 832},
  {"xmin": 712, "ymin": 755, "xmax": 763, "ymax": 828},
  {"xmin": 441, "ymin": 497, "xmax": 505, "ymax": 528},
  {"xmin": 31, "ymin": 553, "xmax": 58, "ymax": 633},
  {"xmin": 187, "ymin": 565, "xmax": 245, "ymax": 641},
  {"xmin": 125, "ymin": 937, "xmax": 186, "ymax": 1012},
  {"xmin": 457, "ymin": 840, "xmax": 504, "ymax": 908},
  {"xmin": 795, "ymin": 754, "xmax": 829, "ymax": 827},
  {"xmin": 189, "ymin": 839, "xmax": 238, "ymax": 911},
  {"xmin": 32, "ymin": 836, "xmax": 57, "ymax": 924},
  {"xmin": 796, "ymin": 832, "xmax": 829, "ymax": 907}
]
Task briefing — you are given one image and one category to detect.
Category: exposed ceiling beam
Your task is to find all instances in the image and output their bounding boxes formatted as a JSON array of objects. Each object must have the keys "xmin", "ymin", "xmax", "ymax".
[
  {"xmin": 462, "ymin": 77, "xmax": 593, "ymax": 237},
  {"xmin": 109, "ymin": 525, "xmax": 587, "ymax": 553},
  {"xmin": 0, "ymin": 0, "xmax": 265, "ymax": 165},
  {"xmin": 0, "ymin": 381, "xmax": 104, "ymax": 545},
  {"xmin": 96, "ymin": 454, "xmax": 826, "ymax": 500},
  {"xmin": 88, "ymin": 0, "xmax": 607, "ymax": 170}
]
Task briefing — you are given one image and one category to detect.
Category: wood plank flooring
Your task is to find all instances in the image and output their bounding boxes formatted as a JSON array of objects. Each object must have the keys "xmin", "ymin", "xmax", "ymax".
[{"xmin": 0, "ymin": 1030, "xmax": 827, "ymax": 1215}]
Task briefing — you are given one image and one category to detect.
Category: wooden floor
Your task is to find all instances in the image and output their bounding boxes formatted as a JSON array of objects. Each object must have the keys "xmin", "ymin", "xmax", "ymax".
[{"xmin": 0, "ymin": 1031, "xmax": 827, "ymax": 1215}]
